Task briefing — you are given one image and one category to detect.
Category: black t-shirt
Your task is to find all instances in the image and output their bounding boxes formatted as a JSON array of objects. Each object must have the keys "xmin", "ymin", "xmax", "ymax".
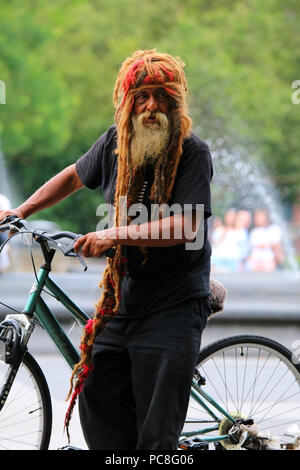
[{"xmin": 76, "ymin": 124, "xmax": 213, "ymax": 317}]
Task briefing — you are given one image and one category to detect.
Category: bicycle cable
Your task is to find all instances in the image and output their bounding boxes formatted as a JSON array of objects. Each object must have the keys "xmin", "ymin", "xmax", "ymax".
[
  {"xmin": 0, "ymin": 233, "xmax": 45, "ymax": 321},
  {"xmin": 0, "ymin": 301, "xmax": 24, "ymax": 316},
  {"xmin": 0, "ymin": 229, "xmax": 63, "ymax": 301},
  {"xmin": 25, "ymin": 232, "xmax": 60, "ymax": 301}
]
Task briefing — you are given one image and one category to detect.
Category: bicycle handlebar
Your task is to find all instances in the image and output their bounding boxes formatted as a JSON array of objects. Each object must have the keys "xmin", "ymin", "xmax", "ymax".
[
  {"xmin": 0, "ymin": 216, "xmax": 115, "ymax": 270},
  {"xmin": 0, "ymin": 216, "xmax": 79, "ymax": 239}
]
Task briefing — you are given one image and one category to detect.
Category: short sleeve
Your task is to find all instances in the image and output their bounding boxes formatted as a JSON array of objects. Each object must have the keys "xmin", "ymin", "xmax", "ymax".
[
  {"xmin": 75, "ymin": 135, "xmax": 106, "ymax": 190},
  {"xmin": 171, "ymin": 134, "xmax": 213, "ymax": 218},
  {"xmin": 75, "ymin": 125, "xmax": 117, "ymax": 190}
]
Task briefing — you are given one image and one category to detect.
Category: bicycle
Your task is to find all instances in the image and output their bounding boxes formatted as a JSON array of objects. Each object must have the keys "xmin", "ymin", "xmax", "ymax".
[{"xmin": 0, "ymin": 216, "xmax": 299, "ymax": 450}]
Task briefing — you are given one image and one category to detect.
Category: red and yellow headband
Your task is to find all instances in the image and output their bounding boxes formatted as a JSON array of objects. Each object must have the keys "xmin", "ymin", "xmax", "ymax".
[{"xmin": 119, "ymin": 58, "xmax": 179, "ymax": 112}]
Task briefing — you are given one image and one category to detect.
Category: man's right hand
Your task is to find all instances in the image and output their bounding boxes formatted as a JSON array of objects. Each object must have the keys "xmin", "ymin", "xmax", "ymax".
[{"xmin": 0, "ymin": 209, "xmax": 24, "ymax": 224}]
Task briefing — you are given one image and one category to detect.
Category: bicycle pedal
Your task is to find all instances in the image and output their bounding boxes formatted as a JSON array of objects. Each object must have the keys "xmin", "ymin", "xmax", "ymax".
[
  {"xmin": 179, "ymin": 437, "xmax": 209, "ymax": 450},
  {"xmin": 57, "ymin": 445, "xmax": 83, "ymax": 450}
]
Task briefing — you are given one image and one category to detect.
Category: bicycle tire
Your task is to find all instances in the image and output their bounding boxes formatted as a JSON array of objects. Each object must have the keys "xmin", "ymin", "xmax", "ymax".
[
  {"xmin": 0, "ymin": 351, "xmax": 52, "ymax": 450},
  {"xmin": 184, "ymin": 335, "xmax": 300, "ymax": 449}
]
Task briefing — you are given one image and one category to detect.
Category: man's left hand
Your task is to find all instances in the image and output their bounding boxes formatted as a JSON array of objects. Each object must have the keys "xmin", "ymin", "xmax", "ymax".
[{"xmin": 74, "ymin": 230, "xmax": 116, "ymax": 257}]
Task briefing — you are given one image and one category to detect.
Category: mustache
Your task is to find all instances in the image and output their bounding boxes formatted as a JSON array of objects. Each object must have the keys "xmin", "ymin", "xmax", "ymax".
[{"xmin": 134, "ymin": 111, "xmax": 169, "ymax": 129}]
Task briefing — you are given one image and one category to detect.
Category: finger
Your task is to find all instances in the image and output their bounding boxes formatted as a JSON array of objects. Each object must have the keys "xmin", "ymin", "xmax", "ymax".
[
  {"xmin": 74, "ymin": 235, "xmax": 87, "ymax": 252},
  {"xmin": 81, "ymin": 239, "xmax": 92, "ymax": 258},
  {"xmin": 91, "ymin": 240, "xmax": 105, "ymax": 258},
  {"xmin": 85, "ymin": 238, "xmax": 105, "ymax": 258},
  {"xmin": 89, "ymin": 238, "xmax": 103, "ymax": 258},
  {"xmin": 0, "ymin": 213, "xmax": 11, "ymax": 224},
  {"xmin": 95, "ymin": 240, "xmax": 114, "ymax": 258},
  {"xmin": 0, "ymin": 211, "xmax": 20, "ymax": 223}
]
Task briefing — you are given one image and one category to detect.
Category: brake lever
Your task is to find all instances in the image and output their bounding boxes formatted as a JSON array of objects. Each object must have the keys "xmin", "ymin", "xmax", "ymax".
[
  {"xmin": 0, "ymin": 215, "xmax": 20, "ymax": 224},
  {"xmin": 0, "ymin": 218, "xmax": 22, "ymax": 236},
  {"xmin": 58, "ymin": 234, "xmax": 115, "ymax": 272},
  {"xmin": 63, "ymin": 249, "xmax": 88, "ymax": 272},
  {"xmin": 56, "ymin": 235, "xmax": 87, "ymax": 271},
  {"xmin": 0, "ymin": 216, "xmax": 31, "ymax": 234},
  {"xmin": 71, "ymin": 251, "xmax": 88, "ymax": 271},
  {"xmin": 58, "ymin": 234, "xmax": 83, "ymax": 256},
  {"xmin": 59, "ymin": 235, "xmax": 115, "ymax": 258}
]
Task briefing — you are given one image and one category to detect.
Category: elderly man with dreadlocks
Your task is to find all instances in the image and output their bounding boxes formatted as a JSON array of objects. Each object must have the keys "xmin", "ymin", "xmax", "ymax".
[{"xmin": 0, "ymin": 50, "xmax": 213, "ymax": 450}]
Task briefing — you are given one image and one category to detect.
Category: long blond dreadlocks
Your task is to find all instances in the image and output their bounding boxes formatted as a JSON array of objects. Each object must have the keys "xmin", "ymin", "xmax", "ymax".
[{"xmin": 64, "ymin": 49, "xmax": 192, "ymax": 440}]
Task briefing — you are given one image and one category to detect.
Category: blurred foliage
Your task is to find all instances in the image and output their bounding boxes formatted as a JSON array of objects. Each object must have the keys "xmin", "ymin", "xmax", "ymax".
[{"xmin": 0, "ymin": 0, "xmax": 299, "ymax": 232}]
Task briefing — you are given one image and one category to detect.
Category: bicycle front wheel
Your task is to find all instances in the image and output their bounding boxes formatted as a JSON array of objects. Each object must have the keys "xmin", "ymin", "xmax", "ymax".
[
  {"xmin": 184, "ymin": 335, "xmax": 300, "ymax": 449},
  {"xmin": 0, "ymin": 351, "xmax": 52, "ymax": 450}
]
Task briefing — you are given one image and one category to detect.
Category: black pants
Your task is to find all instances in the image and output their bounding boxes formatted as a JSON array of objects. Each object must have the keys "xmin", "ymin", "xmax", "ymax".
[{"xmin": 78, "ymin": 297, "xmax": 208, "ymax": 450}]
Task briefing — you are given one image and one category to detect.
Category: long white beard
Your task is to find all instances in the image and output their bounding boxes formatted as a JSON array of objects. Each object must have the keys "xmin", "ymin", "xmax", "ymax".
[{"xmin": 131, "ymin": 112, "xmax": 170, "ymax": 167}]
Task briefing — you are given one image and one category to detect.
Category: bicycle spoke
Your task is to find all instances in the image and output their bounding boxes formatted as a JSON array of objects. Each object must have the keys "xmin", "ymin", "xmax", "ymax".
[
  {"xmin": 238, "ymin": 349, "xmax": 272, "ymax": 413},
  {"xmin": 257, "ymin": 404, "xmax": 300, "ymax": 426},
  {"xmin": 0, "ymin": 430, "xmax": 41, "ymax": 448},
  {"xmin": 258, "ymin": 417, "xmax": 300, "ymax": 432},
  {"xmin": 0, "ymin": 399, "xmax": 41, "ymax": 425},
  {"xmin": 201, "ymin": 356, "xmax": 239, "ymax": 413},
  {"xmin": 0, "ymin": 411, "xmax": 42, "ymax": 431},
  {"xmin": 251, "ymin": 371, "xmax": 295, "ymax": 419},
  {"xmin": 199, "ymin": 364, "xmax": 228, "ymax": 413},
  {"xmin": 239, "ymin": 345, "xmax": 249, "ymax": 415},
  {"xmin": 249, "ymin": 357, "xmax": 282, "ymax": 415},
  {"xmin": 235, "ymin": 348, "xmax": 239, "ymax": 412},
  {"xmin": 253, "ymin": 390, "xmax": 300, "ymax": 420}
]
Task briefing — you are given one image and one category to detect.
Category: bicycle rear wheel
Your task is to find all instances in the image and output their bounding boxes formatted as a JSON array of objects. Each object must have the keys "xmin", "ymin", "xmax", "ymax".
[
  {"xmin": 184, "ymin": 335, "xmax": 300, "ymax": 449},
  {"xmin": 0, "ymin": 351, "xmax": 52, "ymax": 450}
]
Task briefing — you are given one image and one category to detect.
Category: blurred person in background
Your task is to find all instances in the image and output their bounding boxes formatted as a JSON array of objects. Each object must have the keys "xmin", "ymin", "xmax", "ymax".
[
  {"xmin": 211, "ymin": 209, "xmax": 243, "ymax": 272},
  {"xmin": 234, "ymin": 210, "xmax": 252, "ymax": 271},
  {"xmin": 247, "ymin": 209, "xmax": 284, "ymax": 272}
]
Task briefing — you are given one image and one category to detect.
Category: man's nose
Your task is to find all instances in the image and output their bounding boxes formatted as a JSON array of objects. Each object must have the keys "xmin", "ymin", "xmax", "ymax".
[{"xmin": 146, "ymin": 95, "xmax": 159, "ymax": 112}]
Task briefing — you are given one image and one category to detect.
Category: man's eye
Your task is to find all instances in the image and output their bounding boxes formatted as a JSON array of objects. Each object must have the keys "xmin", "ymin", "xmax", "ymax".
[
  {"xmin": 136, "ymin": 93, "xmax": 148, "ymax": 102},
  {"xmin": 156, "ymin": 92, "xmax": 168, "ymax": 101}
]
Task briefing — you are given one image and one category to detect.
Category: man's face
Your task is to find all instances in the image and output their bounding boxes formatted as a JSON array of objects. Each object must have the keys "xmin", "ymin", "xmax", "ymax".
[
  {"xmin": 133, "ymin": 88, "xmax": 170, "ymax": 124},
  {"xmin": 130, "ymin": 88, "xmax": 171, "ymax": 167}
]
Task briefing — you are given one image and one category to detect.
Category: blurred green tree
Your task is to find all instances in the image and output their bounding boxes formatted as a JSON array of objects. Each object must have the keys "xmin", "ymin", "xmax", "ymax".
[{"xmin": 0, "ymin": 0, "xmax": 299, "ymax": 232}]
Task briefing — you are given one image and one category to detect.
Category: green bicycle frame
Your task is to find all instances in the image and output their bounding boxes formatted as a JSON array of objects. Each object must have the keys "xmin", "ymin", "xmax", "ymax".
[
  {"xmin": 22, "ymin": 265, "xmax": 89, "ymax": 368},
  {"xmin": 185, "ymin": 380, "xmax": 236, "ymax": 443},
  {"xmin": 21, "ymin": 262, "xmax": 236, "ymax": 444}
]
